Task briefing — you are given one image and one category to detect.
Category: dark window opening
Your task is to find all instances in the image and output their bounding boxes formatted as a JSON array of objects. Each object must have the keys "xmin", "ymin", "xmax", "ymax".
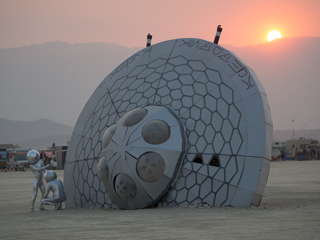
[
  {"xmin": 193, "ymin": 155, "xmax": 203, "ymax": 164},
  {"xmin": 209, "ymin": 155, "xmax": 220, "ymax": 167}
]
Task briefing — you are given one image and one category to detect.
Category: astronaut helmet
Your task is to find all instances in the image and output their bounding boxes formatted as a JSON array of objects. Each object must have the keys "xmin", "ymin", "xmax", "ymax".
[
  {"xmin": 44, "ymin": 171, "xmax": 57, "ymax": 183},
  {"xmin": 27, "ymin": 150, "xmax": 40, "ymax": 163}
]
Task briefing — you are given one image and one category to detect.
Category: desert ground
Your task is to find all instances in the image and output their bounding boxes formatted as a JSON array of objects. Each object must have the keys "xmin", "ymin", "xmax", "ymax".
[{"xmin": 0, "ymin": 160, "xmax": 319, "ymax": 240}]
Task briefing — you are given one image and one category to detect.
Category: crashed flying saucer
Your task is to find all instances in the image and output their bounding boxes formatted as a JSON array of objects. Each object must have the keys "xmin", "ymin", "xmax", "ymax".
[{"xmin": 64, "ymin": 38, "xmax": 273, "ymax": 209}]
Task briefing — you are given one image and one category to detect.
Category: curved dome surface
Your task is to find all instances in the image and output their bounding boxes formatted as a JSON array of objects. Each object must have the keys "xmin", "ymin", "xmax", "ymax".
[{"xmin": 64, "ymin": 38, "xmax": 273, "ymax": 209}]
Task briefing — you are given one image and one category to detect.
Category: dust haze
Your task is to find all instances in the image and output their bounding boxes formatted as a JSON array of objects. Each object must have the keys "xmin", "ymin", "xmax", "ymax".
[{"xmin": 0, "ymin": 37, "xmax": 319, "ymax": 130}]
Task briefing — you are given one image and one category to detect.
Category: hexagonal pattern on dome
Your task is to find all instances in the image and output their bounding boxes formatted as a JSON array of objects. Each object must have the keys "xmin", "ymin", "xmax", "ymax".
[{"xmin": 64, "ymin": 38, "xmax": 273, "ymax": 209}]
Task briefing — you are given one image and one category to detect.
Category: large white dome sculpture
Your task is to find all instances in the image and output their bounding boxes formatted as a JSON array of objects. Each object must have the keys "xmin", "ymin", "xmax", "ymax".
[{"xmin": 64, "ymin": 38, "xmax": 273, "ymax": 209}]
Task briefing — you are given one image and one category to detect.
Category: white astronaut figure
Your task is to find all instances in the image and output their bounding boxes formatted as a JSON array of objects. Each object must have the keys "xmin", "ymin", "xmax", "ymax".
[
  {"xmin": 42, "ymin": 171, "xmax": 67, "ymax": 210},
  {"xmin": 27, "ymin": 150, "xmax": 51, "ymax": 212},
  {"xmin": 51, "ymin": 154, "xmax": 58, "ymax": 169}
]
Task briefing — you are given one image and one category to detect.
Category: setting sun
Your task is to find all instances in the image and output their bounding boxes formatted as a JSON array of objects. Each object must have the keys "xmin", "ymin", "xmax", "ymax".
[{"xmin": 267, "ymin": 30, "xmax": 282, "ymax": 42}]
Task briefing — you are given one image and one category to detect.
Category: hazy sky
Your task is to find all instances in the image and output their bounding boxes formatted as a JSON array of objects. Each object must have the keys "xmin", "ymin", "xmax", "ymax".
[
  {"xmin": 1, "ymin": 0, "xmax": 319, "ymax": 49},
  {"xmin": 0, "ymin": 0, "xmax": 320, "ymax": 132}
]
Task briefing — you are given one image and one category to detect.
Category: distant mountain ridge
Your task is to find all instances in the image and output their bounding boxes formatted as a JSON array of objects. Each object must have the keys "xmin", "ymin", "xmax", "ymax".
[
  {"xmin": 0, "ymin": 41, "xmax": 142, "ymax": 127},
  {"xmin": 0, "ymin": 37, "xmax": 319, "ymax": 130},
  {"xmin": 0, "ymin": 117, "xmax": 318, "ymax": 151},
  {"xmin": 0, "ymin": 118, "xmax": 73, "ymax": 149}
]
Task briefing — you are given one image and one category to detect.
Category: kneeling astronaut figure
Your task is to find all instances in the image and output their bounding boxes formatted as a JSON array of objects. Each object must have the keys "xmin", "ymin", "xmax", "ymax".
[{"xmin": 42, "ymin": 170, "xmax": 67, "ymax": 210}]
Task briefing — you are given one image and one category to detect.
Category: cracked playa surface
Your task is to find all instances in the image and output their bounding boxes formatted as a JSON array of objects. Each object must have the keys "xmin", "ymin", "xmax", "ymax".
[{"xmin": 0, "ymin": 160, "xmax": 319, "ymax": 240}]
